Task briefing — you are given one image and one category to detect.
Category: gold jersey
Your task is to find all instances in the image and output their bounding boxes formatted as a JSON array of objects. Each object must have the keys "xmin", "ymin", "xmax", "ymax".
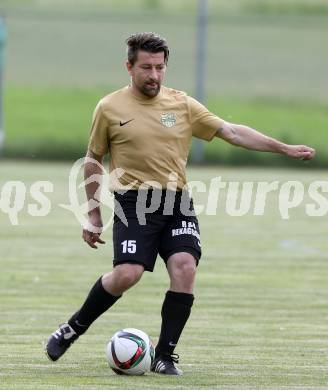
[{"xmin": 88, "ymin": 85, "xmax": 223, "ymax": 190}]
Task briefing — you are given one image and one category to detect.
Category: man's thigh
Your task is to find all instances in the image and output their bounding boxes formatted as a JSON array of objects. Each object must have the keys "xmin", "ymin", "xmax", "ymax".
[
  {"xmin": 112, "ymin": 215, "xmax": 167, "ymax": 272},
  {"xmin": 158, "ymin": 214, "xmax": 202, "ymax": 266}
]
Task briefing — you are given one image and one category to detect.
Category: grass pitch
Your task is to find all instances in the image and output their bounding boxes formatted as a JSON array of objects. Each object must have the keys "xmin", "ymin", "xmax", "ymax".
[{"xmin": 0, "ymin": 161, "xmax": 328, "ymax": 389}]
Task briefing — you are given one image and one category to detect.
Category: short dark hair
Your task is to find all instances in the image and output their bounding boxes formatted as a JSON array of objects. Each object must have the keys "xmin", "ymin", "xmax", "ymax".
[{"xmin": 126, "ymin": 32, "xmax": 169, "ymax": 65}]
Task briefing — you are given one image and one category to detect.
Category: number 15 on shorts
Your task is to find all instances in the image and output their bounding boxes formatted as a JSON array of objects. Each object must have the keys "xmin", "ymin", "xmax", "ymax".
[{"xmin": 121, "ymin": 240, "xmax": 137, "ymax": 254}]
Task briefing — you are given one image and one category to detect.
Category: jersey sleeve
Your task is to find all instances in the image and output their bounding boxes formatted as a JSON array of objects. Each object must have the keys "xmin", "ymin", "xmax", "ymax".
[
  {"xmin": 88, "ymin": 100, "xmax": 109, "ymax": 156},
  {"xmin": 188, "ymin": 96, "xmax": 224, "ymax": 141}
]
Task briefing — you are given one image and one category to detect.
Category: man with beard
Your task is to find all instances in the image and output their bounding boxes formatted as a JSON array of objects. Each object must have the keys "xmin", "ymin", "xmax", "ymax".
[{"xmin": 45, "ymin": 32, "xmax": 315, "ymax": 375}]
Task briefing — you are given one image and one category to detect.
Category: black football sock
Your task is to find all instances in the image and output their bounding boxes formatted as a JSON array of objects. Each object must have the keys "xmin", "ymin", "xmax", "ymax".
[
  {"xmin": 68, "ymin": 276, "xmax": 121, "ymax": 335},
  {"xmin": 155, "ymin": 290, "xmax": 194, "ymax": 358}
]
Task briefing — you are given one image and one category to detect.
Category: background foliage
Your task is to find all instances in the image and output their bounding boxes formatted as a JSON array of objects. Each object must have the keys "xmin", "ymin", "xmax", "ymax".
[{"xmin": 1, "ymin": 0, "xmax": 327, "ymax": 163}]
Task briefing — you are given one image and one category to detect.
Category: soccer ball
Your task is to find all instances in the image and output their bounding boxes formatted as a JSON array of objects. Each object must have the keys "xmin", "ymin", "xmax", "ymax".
[{"xmin": 106, "ymin": 328, "xmax": 155, "ymax": 375}]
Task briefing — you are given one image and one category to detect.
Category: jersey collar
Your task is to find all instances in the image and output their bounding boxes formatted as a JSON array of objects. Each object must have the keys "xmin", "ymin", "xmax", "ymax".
[{"xmin": 127, "ymin": 84, "xmax": 163, "ymax": 104}]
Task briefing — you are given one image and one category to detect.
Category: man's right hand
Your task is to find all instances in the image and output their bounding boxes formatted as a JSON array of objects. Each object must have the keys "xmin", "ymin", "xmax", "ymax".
[
  {"xmin": 82, "ymin": 212, "xmax": 105, "ymax": 249},
  {"xmin": 82, "ymin": 150, "xmax": 106, "ymax": 249}
]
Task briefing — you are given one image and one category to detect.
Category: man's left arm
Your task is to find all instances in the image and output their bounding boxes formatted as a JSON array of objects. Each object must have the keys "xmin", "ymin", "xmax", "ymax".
[{"xmin": 216, "ymin": 121, "xmax": 316, "ymax": 160}]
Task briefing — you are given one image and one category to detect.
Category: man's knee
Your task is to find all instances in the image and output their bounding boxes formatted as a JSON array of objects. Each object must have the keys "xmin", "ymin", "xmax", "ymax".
[
  {"xmin": 167, "ymin": 252, "xmax": 197, "ymax": 282},
  {"xmin": 102, "ymin": 263, "xmax": 144, "ymax": 294}
]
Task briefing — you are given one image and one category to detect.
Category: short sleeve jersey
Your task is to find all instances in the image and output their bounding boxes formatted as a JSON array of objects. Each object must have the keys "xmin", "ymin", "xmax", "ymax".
[{"xmin": 88, "ymin": 85, "xmax": 223, "ymax": 190}]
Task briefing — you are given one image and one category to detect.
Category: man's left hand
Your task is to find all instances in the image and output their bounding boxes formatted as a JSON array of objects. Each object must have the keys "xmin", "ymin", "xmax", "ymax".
[{"xmin": 284, "ymin": 145, "xmax": 316, "ymax": 160}]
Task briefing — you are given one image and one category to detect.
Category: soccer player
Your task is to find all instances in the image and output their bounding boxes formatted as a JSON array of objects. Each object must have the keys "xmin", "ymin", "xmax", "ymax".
[{"xmin": 45, "ymin": 32, "xmax": 315, "ymax": 375}]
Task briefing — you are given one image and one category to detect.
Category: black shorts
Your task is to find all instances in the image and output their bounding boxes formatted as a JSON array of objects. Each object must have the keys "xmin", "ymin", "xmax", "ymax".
[{"xmin": 112, "ymin": 189, "xmax": 202, "ymax": 272}]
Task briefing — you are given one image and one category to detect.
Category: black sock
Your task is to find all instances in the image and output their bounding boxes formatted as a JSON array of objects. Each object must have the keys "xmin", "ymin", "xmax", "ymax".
[
  {"xmin": 155, "ymin": 290, "xmax": 194, "ymax": 358},
  {"xmin": 68, "ymin": 276, "xmax": 121, "ymax": 335}
]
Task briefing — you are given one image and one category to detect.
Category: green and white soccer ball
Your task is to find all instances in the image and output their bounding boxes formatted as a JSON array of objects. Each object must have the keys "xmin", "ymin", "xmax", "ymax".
[{"xmin": 106, "ymin": 328, "xmax": 155, "ymax": 375}]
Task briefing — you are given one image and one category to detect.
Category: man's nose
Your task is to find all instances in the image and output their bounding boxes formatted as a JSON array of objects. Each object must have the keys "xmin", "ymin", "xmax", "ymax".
[{"xmin": 149, "ymin": 67, "xmax": 158, "ymax": 80}]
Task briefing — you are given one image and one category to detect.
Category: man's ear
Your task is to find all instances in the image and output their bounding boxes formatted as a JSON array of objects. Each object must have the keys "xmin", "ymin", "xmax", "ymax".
[{"xmin": 126, "ymin": 60, "xmax": 133, "ymax": 75}]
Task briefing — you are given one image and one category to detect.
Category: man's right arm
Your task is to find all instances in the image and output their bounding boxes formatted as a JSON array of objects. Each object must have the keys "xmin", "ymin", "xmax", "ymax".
[{"xmin": 82, "ymin": 149, "xmax": 106, "ymax": 249}]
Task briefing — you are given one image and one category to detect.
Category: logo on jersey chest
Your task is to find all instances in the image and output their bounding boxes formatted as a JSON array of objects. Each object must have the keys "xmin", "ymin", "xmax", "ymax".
[{"xmin": 161, "ymin": 112, "xmax": 176, "ymax": 128}]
